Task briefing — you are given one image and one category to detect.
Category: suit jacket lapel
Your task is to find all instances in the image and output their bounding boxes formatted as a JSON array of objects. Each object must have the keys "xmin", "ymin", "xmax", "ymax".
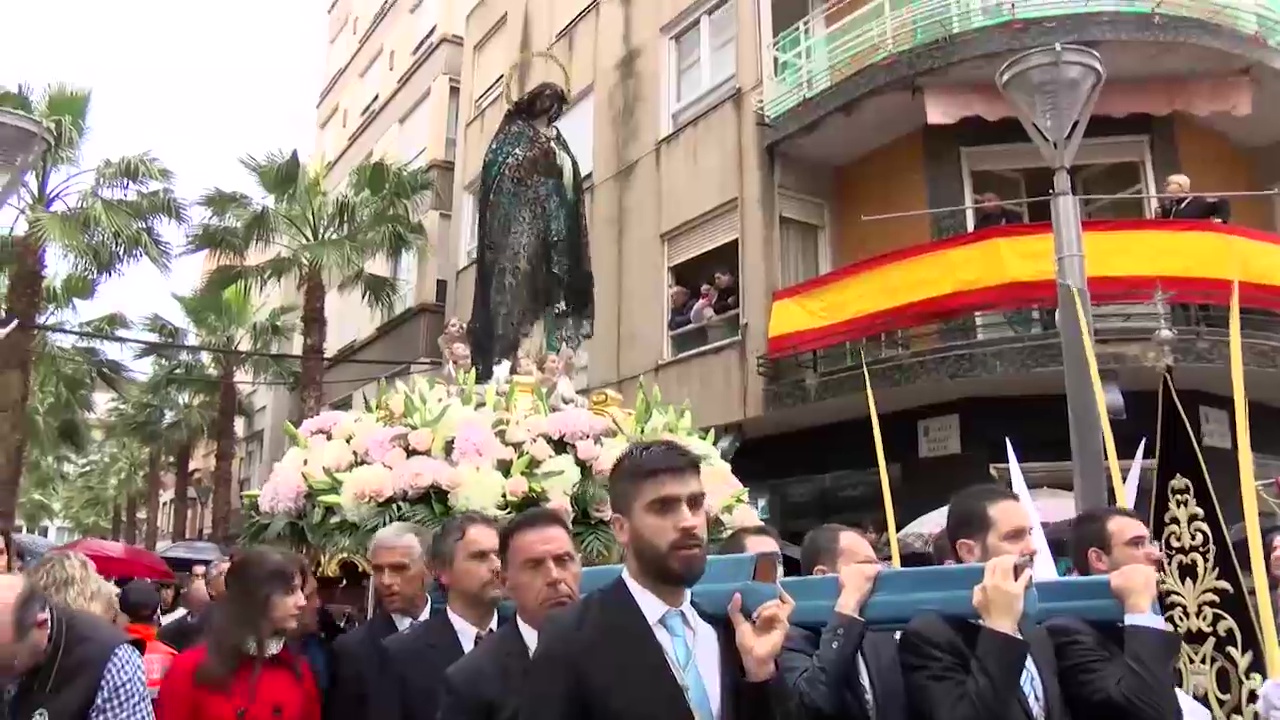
[
  {"xmin": 425, "ymin": 610, "xmax": 465, "ymax": 665},
  {"xmin": 495, "ymin": 624, "xmax": 530, "ymax": 719},
  {"xmin": 692, "ymin": 603, "xmax": 738, "ymax": 720},
  {"xmin": 600, "ymin": 579, "xmax": 695, "ymax": 720},
  {"xmin": 1025, "ymin": 627, "xmax": 1061, "ymax": 720},
  {"xmin": 367, "ymin": 610, "xmax": 399, "ymax": 642}
]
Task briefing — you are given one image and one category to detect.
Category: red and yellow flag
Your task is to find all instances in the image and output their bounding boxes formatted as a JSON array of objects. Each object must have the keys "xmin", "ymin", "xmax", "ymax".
[{"xmin": 767, "ymin": 220, "xmax": 1280, "ymax": 357}]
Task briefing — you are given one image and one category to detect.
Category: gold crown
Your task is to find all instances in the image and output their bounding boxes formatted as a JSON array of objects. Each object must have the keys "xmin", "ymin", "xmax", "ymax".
[{"xmin": 504, "ymin": 50, "xmax": 571, "ymax": 106}]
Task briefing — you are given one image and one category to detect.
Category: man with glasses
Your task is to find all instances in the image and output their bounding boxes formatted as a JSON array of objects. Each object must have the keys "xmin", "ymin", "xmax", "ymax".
[
  {"xmin": 1043, "ymin": 507, "xmax": 1181, "ymax": 720},
  {"xmin": 780, "ymin": 524, "xmax": 904, "ymax": 720}
]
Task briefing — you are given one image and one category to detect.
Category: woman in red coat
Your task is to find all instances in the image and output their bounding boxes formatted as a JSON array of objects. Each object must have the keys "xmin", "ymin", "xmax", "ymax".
[{"xmin": 156, "ymin": 546, "xmax": 319, "ymax": 720}]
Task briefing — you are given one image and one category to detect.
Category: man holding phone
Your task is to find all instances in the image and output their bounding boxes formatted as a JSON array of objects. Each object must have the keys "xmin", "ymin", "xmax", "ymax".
[
  {"xmin": 780, "ymin": 524, "xmax": 905, "ymax": 720},
  {"xmin": 898, "ymin": 484, "xmax": 1067, "ymax": 720}
]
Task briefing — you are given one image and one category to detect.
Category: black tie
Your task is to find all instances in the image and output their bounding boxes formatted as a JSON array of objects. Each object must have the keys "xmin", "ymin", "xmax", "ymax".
[{"xmin": 475, "ymin": 628, "xmax": 493, "ymax": 647}]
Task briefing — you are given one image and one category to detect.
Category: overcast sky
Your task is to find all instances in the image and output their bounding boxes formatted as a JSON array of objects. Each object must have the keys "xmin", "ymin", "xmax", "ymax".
[{"xmin": 1, "ymin": 0, "xmax": 324, "ymax": 336}]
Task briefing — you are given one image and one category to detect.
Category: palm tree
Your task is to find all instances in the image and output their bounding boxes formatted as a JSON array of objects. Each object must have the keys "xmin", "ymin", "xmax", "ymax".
[
  {"xmin": 11, "ymin": 272, "xmax": 133, "ymax": 532},
  {"xmin": 187, "ymin": 151, "xmax": 432, "ymax": 418},
  {"xmin": 139, "ymin": 285, "xmax": 296, "ymax": 541},
  {"xmin": 146, "ymin": 359, "xmax": 219, "ymax": 543},
  {"xmin": 0, "ymin": 84, "xmax": 185, "ymax": 529}
]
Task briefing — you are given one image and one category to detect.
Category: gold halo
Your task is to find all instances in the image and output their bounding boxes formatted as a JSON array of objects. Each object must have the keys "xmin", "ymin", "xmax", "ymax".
[{"xmin": 504, "ymin": 51, "xmax": 571, "ymax": 107}]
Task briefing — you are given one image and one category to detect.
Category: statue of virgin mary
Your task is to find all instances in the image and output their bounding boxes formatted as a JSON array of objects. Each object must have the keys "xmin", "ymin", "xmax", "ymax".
[{"xmin": 467, "ymin": 70, "xmax": 594, "ymax": 383}]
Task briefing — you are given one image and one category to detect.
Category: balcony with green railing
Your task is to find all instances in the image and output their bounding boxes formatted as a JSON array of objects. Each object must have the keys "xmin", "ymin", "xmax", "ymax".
[{"xmin": 762, "ymin": 0, "xmax": 1280, "ymax": 122}]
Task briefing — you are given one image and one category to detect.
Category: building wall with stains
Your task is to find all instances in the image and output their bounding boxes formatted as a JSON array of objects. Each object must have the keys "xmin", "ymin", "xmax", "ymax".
[{"xmin": 451, "ymin": 0, "xmax": 773, "ymax": 427}]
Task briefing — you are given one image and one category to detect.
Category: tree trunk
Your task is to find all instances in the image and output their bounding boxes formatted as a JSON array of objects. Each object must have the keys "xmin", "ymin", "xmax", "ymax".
[
  {"xmin": 299, "ymin": 269, "xmax": 327, "ymax": 420},
  {"xmin": 143, "ymin": 449, "xmax": 161, "ymax": 550},
  {"xmin": 0, "ymin": 236, "xmax": 45, "ymax": 530},
  {"xmin": 110, "ymin": 500, "xmax": 121, "ymax": 541},
  {"xmin": 211, "ymin": 367, "xmax": 238, "ymax": 543},
  {"xmin": 123, "ymin": 491, "xmax": 138, "ymax": 545},
  {"xmin": 172, "ymin": 443, "xmax": 191, "ymax": 542}
]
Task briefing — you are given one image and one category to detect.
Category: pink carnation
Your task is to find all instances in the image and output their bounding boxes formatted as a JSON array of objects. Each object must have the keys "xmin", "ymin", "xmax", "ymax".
[
  {"xmin": 259, "ymin": 463, "xmax": 308, "ymax": 515},
  {"xmin": 574, "ymin": 439, "xmax": 601, "ymax": 462},
  {"xmin": 298, "ymin": 410, "xmax": 348, "ymax": 437},
  {"xmin": 451, "ymin": 419, "xmax": 505, "ymax": 466},
  {"xmin": 526, "ymin": 437, "xmax": 555, "ymax": 463},
  {"xmin": 361, "ymin": 426, "xmax": 408, "ymax": 464},
  {"xmin": 506, "ymin": 475, "xmax": 530, "ymax": 498},
  {"xmin": 544, "ymin": 408, "xmax": 610, "ymax": 443},
  {"xmin": 391, "ymin": 455, "xmax": 453, "ymax": 498}
]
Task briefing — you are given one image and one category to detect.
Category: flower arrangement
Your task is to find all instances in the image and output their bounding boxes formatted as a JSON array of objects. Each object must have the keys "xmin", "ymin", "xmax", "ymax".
[{"xmin": 242, "ymin": 374, "xmax": 760, "ymax": 565}]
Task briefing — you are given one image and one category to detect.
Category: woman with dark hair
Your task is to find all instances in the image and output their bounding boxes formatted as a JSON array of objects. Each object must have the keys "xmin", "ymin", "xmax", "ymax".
[{"xmin": 155, "ymin": 546, "xmax": 318, "ymax": 720}]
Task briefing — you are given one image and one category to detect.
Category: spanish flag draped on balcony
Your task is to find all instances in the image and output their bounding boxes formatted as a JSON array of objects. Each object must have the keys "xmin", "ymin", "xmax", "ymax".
[{"xmin": 766, "ymin": 220, "xmax": 1280, "ymax": 357}]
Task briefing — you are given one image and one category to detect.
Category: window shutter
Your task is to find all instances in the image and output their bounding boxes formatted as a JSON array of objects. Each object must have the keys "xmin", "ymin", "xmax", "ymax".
[
  {"xmin": 666, "ymin": 204, "xmax": 739, "ymax": 266},
  {"xmin": 778, "ymin": 192, "xmax": 825, "ymax": 227}
]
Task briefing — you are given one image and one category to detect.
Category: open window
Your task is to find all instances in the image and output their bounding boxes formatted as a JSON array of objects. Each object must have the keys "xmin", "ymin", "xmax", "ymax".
[{"xmin": 665, "ymin": 204, "xmax": 742, "ymax": 357}]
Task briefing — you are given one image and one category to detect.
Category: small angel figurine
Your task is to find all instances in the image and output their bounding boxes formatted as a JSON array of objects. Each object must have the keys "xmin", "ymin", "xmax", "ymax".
[
  {"xmin": 445, "ymin": 340, "xmax": 473, "ymax": 384},
  {"xmin": 541, "ymin": 347, "xmax": 587, "ymax": 410},
  {"xmin": 438, "ymin": 317, "xmax": 467, "ymax": 360}
]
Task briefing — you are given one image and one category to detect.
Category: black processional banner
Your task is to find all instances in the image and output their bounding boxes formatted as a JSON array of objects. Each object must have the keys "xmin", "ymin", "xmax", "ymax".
[{"xmin": 1150, "ymin": 370, "xmax": 1267, "ymax": 719}]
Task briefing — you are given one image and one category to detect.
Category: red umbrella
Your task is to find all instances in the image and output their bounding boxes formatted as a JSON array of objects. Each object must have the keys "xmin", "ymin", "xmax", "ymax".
[{"xmin": 55, "ymin": 538, "xmax": 175, "ymax": 582}]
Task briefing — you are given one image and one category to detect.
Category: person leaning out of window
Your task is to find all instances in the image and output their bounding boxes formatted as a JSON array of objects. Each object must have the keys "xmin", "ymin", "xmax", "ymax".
[{"xmin": 1158, "ymin": 173, "xmax": 1230, "ymax": 222}]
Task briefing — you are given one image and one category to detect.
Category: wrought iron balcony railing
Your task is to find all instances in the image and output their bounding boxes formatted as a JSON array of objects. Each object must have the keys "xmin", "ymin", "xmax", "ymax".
[{"xmin": 761, "ymin": 0, "xmax": 1280, "ymax": 121}]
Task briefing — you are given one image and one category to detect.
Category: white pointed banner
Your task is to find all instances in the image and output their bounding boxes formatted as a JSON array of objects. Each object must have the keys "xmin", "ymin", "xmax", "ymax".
[
  {"xmin": 1005, "ymin": 438, "xmax": 1060, "ymax": 580},
  {"xmin": 1123, "ymin": 438, "xmax": 1146, "ymax": 509}
]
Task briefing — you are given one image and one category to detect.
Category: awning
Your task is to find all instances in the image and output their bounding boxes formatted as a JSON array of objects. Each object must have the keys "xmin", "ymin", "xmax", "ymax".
[{"xmin": 767, "ymin": 220, "xmax": 1280, "ymax": 358}]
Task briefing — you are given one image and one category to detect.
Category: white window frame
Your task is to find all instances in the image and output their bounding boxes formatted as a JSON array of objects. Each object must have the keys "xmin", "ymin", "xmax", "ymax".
[
  {"xmin": 460, "ymin": 189, "xmax": 479, "ymax": 265},
  {"xmin": 445, "ymin": 86, "xmax": 460, "ymax": 162},
  {"xmin": 389, "ymin": 248, "xmax": 418, "ymax": 313},
  {"xmin": 554, "ymin": 90, "xmax": 594, "ymax": 182},
  {"xmin": 662, "ymin": 203, "xmax": 743, "ymax": 360},
  {"xmin": 665, "ymin": 0, "xmax": 738, "ymax": 132},
  {"xmin": 776, "ymin": 189, "xmax": 831, "ymax": 287},
  {"xmin": 474, "ymin": 75, "xmax": 504, "ymax": 115}
]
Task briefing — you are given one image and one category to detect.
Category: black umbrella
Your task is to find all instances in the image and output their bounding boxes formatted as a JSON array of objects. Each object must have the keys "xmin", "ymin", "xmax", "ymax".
[{"xmin": 158, "ymin": 541, "xmax": 224, "ymax": 564}]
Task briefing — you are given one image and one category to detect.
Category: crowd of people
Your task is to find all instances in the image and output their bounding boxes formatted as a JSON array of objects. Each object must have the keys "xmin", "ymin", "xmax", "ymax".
[{"xmin": 0, "ymin": 438, "xmax": 1200, "ymax": 719}]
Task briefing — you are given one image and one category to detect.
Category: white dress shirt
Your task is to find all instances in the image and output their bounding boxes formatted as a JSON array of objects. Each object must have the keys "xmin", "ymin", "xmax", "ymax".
[
  {"xmin": 448, "ymin": 606, "xmax": 498, "ymax": 654},
  {"xmin": 621, "ymin": 568, "xmax": 723, "ymax": 720},
  {"xmin": 517, "ymin": 615, "xmax": 539, "ymax": 657},
  {"xmin": 391, "ymin": 598, "xmax": 432, "ymax": 633}
]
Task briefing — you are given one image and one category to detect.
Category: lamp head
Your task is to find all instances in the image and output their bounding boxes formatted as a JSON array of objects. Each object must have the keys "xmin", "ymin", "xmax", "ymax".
[{"xmin": 996, "ymin": 44, "xmax": 1105, "ymax": 167}]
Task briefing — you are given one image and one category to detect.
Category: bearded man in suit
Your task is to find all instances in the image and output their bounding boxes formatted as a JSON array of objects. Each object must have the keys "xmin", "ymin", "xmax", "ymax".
[{"xmin": 520, "ymin": 439, "xmax": 798, "ymax": 720}]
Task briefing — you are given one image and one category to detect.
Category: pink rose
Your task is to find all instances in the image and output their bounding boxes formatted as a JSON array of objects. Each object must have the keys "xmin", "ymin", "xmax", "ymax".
[
  {"xmin": 506, "ymin": 475, "xmax": 529, "ymax": 498},
  {"xmin": 436, "ymin": 466, "xmax": 462, "ymax": 493},
  {"xmin": 407, "ymin": 428, "xmax": 434, "ymax": 454},
  {"xmin": 547, "ymin": 495, "xmax": 573, "ymax": 522},
  {"xmin": 527, "ymin": 437, "xmax": 555, "ymax": 463},
  {"xmin": 382, "ymin": 447, "xmax": 408, "ymax": 469},
  {"xmin": 574, "ymin": 440, "xmax": 601, "ymax": 462}
]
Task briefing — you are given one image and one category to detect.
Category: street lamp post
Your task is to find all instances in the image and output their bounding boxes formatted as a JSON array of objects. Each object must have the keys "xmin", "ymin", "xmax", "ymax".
[
  {"xmin": 997, "ymin": 44, "xmax": 1110, "ymax": 512},
  {"xmin": 0, "ymin": 107, "xmax": 49, "ymax": 208}
]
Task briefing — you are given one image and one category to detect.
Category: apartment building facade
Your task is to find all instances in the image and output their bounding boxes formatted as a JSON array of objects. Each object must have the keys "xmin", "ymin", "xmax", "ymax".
[
  {"xmin": 450, "ymin": 0, "xmax": 776, "ymax": 429},
  {"xmin": 446, "ymin": 0, "xmax": 1280, "ymax": 547}
]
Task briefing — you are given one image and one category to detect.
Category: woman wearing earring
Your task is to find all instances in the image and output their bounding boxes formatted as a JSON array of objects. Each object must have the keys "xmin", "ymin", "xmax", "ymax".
[{"xmin": 156, "ymin": 547, "xmax": 318, "ymax": 720}]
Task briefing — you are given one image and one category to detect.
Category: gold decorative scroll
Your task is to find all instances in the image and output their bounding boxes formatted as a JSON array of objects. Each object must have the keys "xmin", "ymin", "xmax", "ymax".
[
  {"xmin": 317, "ymin": 551, "xmax": 371, "ymax": 578},
  {"xmin": 588, "ymin": 388, "xmax": 634, "ymax": 434},
  {"xmin": 1159, "ymin": 474, "xmax": 1264, "ymax": 719}
]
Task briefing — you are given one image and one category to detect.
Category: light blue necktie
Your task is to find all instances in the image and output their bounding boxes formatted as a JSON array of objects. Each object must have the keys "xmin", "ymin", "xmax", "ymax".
[
  {"xmin": 659, "ymin": 609, "xmax": 715, "ymax": 720},
  {"xmin": 1021, "ymin": 658, "xmax": 1045, "ymax": 720}
]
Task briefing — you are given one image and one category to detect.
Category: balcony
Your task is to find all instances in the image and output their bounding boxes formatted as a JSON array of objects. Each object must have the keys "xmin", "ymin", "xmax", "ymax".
[
  {"xmin": 762, "ymin": 0, "xmax": 1280, "ymax": 122},
  {"xmin": 758, "ymin": 219, "xmax": 1280, "ymax": 413}
]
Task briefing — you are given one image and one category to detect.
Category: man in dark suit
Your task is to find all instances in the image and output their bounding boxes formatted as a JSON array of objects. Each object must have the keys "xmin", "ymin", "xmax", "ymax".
[
  {"xmin": 386, "ymin": 512, "xmax": 503, "ymax": 720},
  {"xmin": 439, "ymin": 507, "xmax": 583, "ymax": 720},
  {"xmin": 898, "ymin": 484, "xmax": 1067, "ymax": 720},
  {"xmin": 1158, "ymin": 173, "xmax": 1230, "ymax": 222},
  {"xmin": 521, "ymin": 439, "xmax": 798, "ymax": 720},
  {"xmin": 1044, "ymin": 507, "xmax": 1180, "ymax": 720},
  {"xmin": 781, "ymin": 524, "xmax": 904, "ymax": 720},
  {"xmin": 326, "ymin": 522, "xmax": 432, "ymax": 720}
]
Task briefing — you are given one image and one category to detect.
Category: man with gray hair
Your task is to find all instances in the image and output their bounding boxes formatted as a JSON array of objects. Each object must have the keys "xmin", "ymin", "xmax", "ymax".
[
  {"xmin": 1158, "ymin": 173, "xmax": 1230, "ymax": 222},
  {"xmin": 326, "ymin": 522, "xmax": 433, "ymax": 720}
]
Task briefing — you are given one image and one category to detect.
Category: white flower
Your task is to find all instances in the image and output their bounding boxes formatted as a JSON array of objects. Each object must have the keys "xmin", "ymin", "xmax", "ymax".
[
  {"xmin": 449, "ymin": 464, "xmax": 508, "ymax": 515},
  {"xmin": 536, "ymin": 454, "xmax": 582, "ymax": 499}
]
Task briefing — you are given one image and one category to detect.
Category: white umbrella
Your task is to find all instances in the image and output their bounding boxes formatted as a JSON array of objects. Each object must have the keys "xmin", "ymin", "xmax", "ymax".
[{"xmin": 898, "ymin": 487, "xmax": 1079, "ymax": 554}]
